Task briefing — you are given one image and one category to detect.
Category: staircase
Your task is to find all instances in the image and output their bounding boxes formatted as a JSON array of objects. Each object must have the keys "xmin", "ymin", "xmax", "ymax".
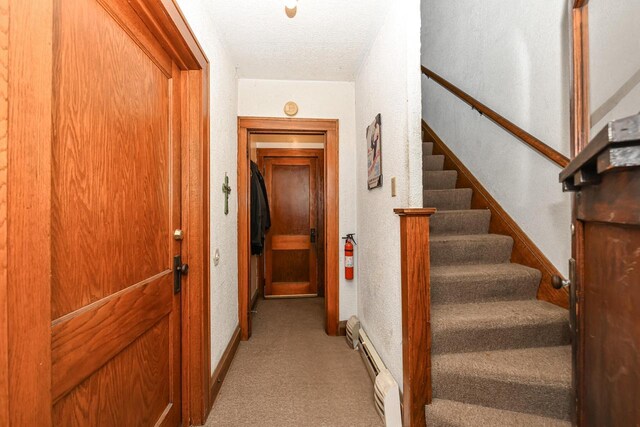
[{"xmin": 422, "ymin": 133, "xmax": 573, "ymax": 426}]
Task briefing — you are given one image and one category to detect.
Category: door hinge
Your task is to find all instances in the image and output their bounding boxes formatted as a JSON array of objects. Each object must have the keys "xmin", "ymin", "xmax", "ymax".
[{"xmin": 173, "ymin": 255, "xmax": 189, "ymax": 294}]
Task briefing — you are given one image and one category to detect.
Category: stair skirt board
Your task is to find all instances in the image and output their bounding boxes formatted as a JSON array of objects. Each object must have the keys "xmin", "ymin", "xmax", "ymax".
[{"xmin": 421, "ymin": 121, "xmax": 572, "ymax": 425}]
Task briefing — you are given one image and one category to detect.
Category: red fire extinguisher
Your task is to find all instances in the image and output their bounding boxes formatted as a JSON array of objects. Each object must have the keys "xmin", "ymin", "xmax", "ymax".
[{"xmin": 343, "ymin": 234, "xmax": 356, "ymax": 280}]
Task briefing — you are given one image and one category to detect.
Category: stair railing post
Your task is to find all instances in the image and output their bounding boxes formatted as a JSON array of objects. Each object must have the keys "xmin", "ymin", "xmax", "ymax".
[{"xmin": 394, "ymin": 208, "xmax": 436, "ymax": 427}]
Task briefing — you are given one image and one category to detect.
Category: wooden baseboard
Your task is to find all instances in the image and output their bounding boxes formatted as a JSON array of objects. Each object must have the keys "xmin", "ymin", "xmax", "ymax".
[
  {"xmin": 251, "ymin": 289, "xmax": 259, "ymax": 310},
  {"xmin": 338, "ymin": 320, "xmax": 347, "ymax": 336},
  {"xmin": 208, "ymin": 326, "xmax": 241, "ymax": 412},
  {"xmin": 422, "ymin": 120, "xmax": 569, "ymax": 309}
]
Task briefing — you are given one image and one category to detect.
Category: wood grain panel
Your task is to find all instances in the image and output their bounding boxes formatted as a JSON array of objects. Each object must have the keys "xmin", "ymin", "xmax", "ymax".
[
  {"xmin": 7, "ymin": 0, "xmax": 54, "ymax": 425},
  {"xmin": 271, "ymin": 282, "xmax": 316, "ymax": 296},
  {"xmin": 269, "ymin": 161, "xmax": 311, "ymax": 235},
  {"xmin": 95, "ymin": 0, "xmax": 172, "ymax": 77},
  {"xmin": 577, "ymin": 172, "xmax": 640, "ymax": 225},
  {"xmin": 52, "ymin": 0, "xmax": 171, "ymax": 318},
  {"xmin": 52, "ymin": 273, "xmax": 173, "ymax": 402},
  {"xmin": 127, "ymin": 0, "xmax": 208, "ymax": 70},
  {"xmin": 571, "ymin": 5, "xmax": 590, "ymax": 156},
  {"xmin": 182, "ymin": 69, "xmax": 211, "ymax": 423},
  {"xmin": 272, "ymin": 235, "xmax": 311, "ymax": 250},
  {"xmin": 258, "ymin": 148, "xmax": 326, "ymax": 296},
  {"xmin": 237, "ymin": 119, "xmax": 252, "ymax": 340},
  {"xmin": 53, "ymin": 318, "xmax": 173, "ymax": 427},
  {"xmin": 264, "ymin": 157, "xmax": 317, "ymax": 296},
  {"xmin": 395, "ymin": 208, "xmax": 436, "ymax": 427},
  {"xmin": 0, "ymin": 0, "xmax": 8, "ymax": 422},
  {"xmin": 423, "ymin": 121, "xmax": 569, "ymax": 308},
  {"xmin": 5, "ymin": 0, "xmax": 210, "ymax": 424},
  {"xmin": 582, "ymin": 223, "xmax": 640, "ymax": 426},
  {"xmin": 324, "ymin": 127, "xmax": 339, "ymax": 335}
]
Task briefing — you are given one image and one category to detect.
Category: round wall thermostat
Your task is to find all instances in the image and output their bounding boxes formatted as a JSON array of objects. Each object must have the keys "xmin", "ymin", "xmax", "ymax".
[{"xmin": 284, "ymin": 101, "xmax": 299, "ymax": 117}]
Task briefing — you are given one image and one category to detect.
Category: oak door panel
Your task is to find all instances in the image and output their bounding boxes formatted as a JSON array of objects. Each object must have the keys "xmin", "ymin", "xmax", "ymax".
[
  {"xmin": 52, "ymin": 0, "xmax": 171, "ymax": 319},
  {"xmin": 50, "ymin": 0, "xmax": 181, "ymax": 425},
  {"xmin": 582, "ymin": 223, "xmax": 640, "ymax": 425},
  {"xmin": 264, "ymin": 157, "xmax": 318, "ymax": 297}
]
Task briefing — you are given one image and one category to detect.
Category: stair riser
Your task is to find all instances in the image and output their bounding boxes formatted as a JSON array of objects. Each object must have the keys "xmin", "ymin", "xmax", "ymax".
[
  {"xmin": 424, "ymin": 189, "xmax": 472, "ymax": 210},
  {"xmin": 423, "ymin": 142, "xmax": 434, "ymax": 156},
  {"xmin": 424, "ymin": 155, "xmax": 445, "ymax": 171},
  {"xmin": 432, "ymin": 374, "xmax": 572, "ymax": 421},
  {"xmin": 430, "ymin": 239, "xmax": 513, "ymax": 266},
  {"xmin": 431, "ymin": 277, "xmax": 539, "ymax": 304},
  {"xmin": 432, "ymin": 322, "xmax": 571, "ymax": 355},
  {"xmin": 423, "ymin": 171, "xmax": 457, "ymax": 190},
  {"xmin": 430, "ymin": 210, "xmax": 490, "ymax": 235}
]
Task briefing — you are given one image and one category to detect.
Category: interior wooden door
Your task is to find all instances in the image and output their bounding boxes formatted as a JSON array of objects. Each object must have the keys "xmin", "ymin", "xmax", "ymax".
[
  {"xmin": 263, "ymin": 157, "xmax": 318, "ymax": 297},
  {"xmin": 49, "ymin": 0, "xmax": 182, "ymax": 425}
]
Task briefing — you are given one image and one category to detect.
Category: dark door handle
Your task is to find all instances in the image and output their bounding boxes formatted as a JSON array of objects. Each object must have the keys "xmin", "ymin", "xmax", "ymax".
[
  {"xmin": 310, "ymin": 228, "xmax": 316, "ymax": 243},
  {"xmin": 173, "ymin": 255, "xmax": 188, "ymax": 294}
]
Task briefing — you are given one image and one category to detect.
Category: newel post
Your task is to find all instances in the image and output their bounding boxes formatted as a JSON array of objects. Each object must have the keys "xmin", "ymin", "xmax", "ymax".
[{"xmin": 394, "ymin": 208, "xmax": 437, "ymax": 427}]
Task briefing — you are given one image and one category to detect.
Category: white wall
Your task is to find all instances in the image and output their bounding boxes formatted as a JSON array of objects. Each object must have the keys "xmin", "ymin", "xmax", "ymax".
[
  {"xmin": 238, "ymin": 79, "xmax": 359, "ymax": 320},
  {"xmin": 176, "ymin": 1, "xmax": 240, "ymax": 371},
  {"xmin": 421, "ymin": 0, "xmax": 572, "ymax": 276},
  {"xmin": 354, "ymin": 0, "xmax": 422, "ymax": 388},
  {"xmin": 589, "ymin": 0, "xmax": 640, "ymax": 133}
]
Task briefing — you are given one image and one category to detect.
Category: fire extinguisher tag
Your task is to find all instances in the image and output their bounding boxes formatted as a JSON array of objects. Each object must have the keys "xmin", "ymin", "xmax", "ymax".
[{"xmin": 345, "ymin": 256, "xmax": 354, "ymax": 268}]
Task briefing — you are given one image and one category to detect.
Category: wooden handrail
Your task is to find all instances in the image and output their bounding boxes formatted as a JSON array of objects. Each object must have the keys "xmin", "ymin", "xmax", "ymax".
[{"xmin": 422, "ymin": 66, "xmax": 570, "ymax": 168}]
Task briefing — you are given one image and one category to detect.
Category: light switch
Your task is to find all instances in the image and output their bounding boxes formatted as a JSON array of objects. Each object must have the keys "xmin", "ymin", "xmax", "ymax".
[{"xmin": 391, "ymin": 177, "xmax": 397, "ymax": 197}]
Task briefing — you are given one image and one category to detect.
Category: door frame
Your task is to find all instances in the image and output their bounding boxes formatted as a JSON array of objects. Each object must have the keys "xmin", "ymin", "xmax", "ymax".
[
  {"xmin": 570, "ymin": 1, "xmax": 589, "ymax": 424},
  {"xmin": 257, "ymin": 148, "xmax": 326, "ymax": 299},
  {"xmin": 237, "ymin": 117, "xmax": 340, "ymax": 339},
  {"xmin": 1, "ymin": 1, "xmax": 211, "ymax": 425}
]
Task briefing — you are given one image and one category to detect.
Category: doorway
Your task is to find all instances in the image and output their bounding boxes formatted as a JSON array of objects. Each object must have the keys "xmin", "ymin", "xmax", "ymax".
[{"xmin": 237, "ymin": 118, "xmax": 340, "ymax": 340}]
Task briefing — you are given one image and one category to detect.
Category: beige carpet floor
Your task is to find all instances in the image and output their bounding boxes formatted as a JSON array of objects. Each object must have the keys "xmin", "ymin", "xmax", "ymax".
[{"xmin": 205, "ymin": 298, "xmax": 383, "ymax": 427}]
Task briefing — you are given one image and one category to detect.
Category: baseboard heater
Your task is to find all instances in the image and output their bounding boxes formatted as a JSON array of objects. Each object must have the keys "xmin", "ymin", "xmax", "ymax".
[{"xmin": 346, "ymin": 316, "xmax": 402, "ymax": 427}]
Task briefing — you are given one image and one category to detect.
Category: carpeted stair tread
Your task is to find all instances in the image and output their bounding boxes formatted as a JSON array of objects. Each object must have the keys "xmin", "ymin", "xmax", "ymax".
[
  {"xmin": 432, "ymin": 346, "xmax": 572, "ymax": 420},
  {"xmin": 423, "ymin": 142, "xmax": 434, "ymax": 155},
  {"xmin": 431, "ymin": 263, "xmax": 541, "ymax": 304},
  {"xmin": 423, "ymin": 171, "xmax": 458, "ymax": 190},
  {"xmin": 431, "ymin": 300, "xmax": 571, "ymax": 354},
  {"xmin": 425, "ymin": 399, "xmax": 571, "ymax": 427},
  {"xmin": 430, "ymin": 209, "xmax": 490, "ymax": 235},
  {"xmin": 430, "ymin": 234, "xmax": 513, "ymax": 266},
  {"xmin": 424, "ymin": 154, "xmax": 445, "ymax": 171},
  {"xmin": 424, "ymin": 188, "xmax": 472, "ymax": 210}
]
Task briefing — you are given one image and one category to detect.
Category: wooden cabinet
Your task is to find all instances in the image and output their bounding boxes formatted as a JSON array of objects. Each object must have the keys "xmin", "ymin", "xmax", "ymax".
[{"xmin": 561, "ymin": 113, "xmax": 640, "ymax": 426}]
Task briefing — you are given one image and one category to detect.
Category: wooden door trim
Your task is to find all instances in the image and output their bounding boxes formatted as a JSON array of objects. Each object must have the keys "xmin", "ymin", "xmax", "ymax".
[
  {"xmin": 570, "ymin": 1, "xmax": 589, "ymax": 425},
  {"xmin": 238, "ymin": 118, "xmax": 340, "ymax": 338},
  {"xmin": 3, "ymin": 0, "xmax": 211, "ymax": 425}
]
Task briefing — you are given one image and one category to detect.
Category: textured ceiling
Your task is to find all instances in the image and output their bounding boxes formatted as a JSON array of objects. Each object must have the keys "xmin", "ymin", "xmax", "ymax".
[{"xmin": 196, "ymin": 0, "xmax": 391, "ymax": 81}]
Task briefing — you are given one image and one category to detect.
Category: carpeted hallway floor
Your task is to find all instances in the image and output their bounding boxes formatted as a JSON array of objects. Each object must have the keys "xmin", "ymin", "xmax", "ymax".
[{"xmin": 205, "ymin": 298, "xmax": 383, "ymax": 427}]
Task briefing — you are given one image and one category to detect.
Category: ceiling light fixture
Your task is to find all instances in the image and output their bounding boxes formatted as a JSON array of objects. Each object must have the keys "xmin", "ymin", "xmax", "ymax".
[{"xmin": 285, "ymin": 0, "xmax": 297, "ymax": 18}]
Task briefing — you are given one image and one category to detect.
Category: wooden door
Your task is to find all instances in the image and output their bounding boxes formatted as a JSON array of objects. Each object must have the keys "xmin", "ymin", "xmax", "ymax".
[
  {"xmin": 50, "ymin": 0, "xmax": 182, "ymax": 425},
  {"xmin": 263, "ymin": 157, "xmax": 319, "ymax": 297},
  {"xmin": 560, "ymin": 115, "xmax": 640, "ymax": 426}
]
